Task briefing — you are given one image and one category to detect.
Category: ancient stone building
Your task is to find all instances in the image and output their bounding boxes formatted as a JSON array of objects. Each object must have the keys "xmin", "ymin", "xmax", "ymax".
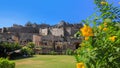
[
  {"xmin": 12, "ymin": 35, "xmax": 19, "ymax": 43},
  {"xmin": 33, "ymin": 35, "xmax": 42, "ymax": 47},
  {"xmin": 34, "ymin": 21, "xmax": 82, "ymax": 54},
  {"xmin": 39, "ymin": 28, "xmax": 49, "ymax": 36},
  {"xmin": 0, "ymin": 21, "xmax": 83, "ymax": 54},
  {"xmin": 39, "ymin": 21, "xmax": 82, "ymax": 37}
]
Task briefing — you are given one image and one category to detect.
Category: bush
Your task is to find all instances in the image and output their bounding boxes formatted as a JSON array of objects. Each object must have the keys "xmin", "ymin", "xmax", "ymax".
[
  {"xmin": 65, "ymin": 49, "xmax": 74, "ymax": 55},
  {"xmin": 26, "ymin": 42, "xmax": 35, "ymax": 49},
  {"xmin": 49, "ymin": 51, "xmax": 57, "ymax": 55},
  {"xmin": 75, "ymin": 1, "xmax": 120, "ymax": 68},
  {"xmin": 21, "ymin": 42, "xmax": 35, "ymax": 57},
  {"xmin": 75, "ymin": 20, "xmax": 120, "ymax": 68},
  {"xmin": 21, "ymin": 46, "xmax": 34, "ymax": 57},
  {"xmin": 0, "ymin": 42, "xmax": 22, "ymax": 58},
  {"xmin": 0, "ymin": 58, "xmax": 15, "ymax": 68}
]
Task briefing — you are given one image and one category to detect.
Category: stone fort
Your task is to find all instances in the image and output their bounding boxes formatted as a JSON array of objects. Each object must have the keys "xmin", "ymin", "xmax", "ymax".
[{"xmin": 0, "ymin": 21, "xmax": 82, "ymax": 54}]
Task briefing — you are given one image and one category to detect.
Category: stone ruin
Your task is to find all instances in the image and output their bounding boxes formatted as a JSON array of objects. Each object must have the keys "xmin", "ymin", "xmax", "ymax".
[{"xmin": 0, "ymin": 21, "xmax": 83, "ymax": 54}]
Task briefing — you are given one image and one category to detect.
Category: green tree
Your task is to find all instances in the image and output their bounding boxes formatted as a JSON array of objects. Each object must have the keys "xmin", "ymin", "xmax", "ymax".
[{"xmin": 0, "ymin": 42, "xmax": 21, "ymax": 58}]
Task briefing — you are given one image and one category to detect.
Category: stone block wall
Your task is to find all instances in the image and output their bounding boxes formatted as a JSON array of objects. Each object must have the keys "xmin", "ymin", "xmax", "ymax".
[
  {"xmin": 33, "ymin": 35, "xmax": 42, "ymax": 47},
  {"xmin": 39, "ymin": 28, "xmax": 48, "ymax": 35},
  {"xmin": 50, "ymin": 27, "xmax": 64, "ymax": 36}
]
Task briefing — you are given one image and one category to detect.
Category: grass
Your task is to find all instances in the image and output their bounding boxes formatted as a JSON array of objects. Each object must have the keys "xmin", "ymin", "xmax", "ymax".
[{"xmin": 14, "ymin": 55, "xmax": 76, "ymax": 68}]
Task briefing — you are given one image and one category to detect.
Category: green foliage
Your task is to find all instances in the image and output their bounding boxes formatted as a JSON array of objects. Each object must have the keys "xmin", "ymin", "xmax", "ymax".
[
  {"xmin": 1, "ymin": 42, "xmax": 21, "ymax": 51},
  {"xmin": 26, "ymin": 42, "xmax": 35, "ymax": 49},
  {"xmin": 94, "ymin": 0, "xmax": 120, "ymax": 22},
  {"xmin": 21, "ymin": 46, "xmax": 34, "ymax": 57},
  {"xmin": 74, "ymin": 31, "xmax": 81, "ymax": 39},
  {"xmin": 75, "ymin": 1, "xmax": 120, "ymax": 68},
  {"xmin": 65, "ymin": 48, "xmax": 74, "ymax": 55},
  {"xmin": 0, "ymin": 42, "xmax": 35, "ymax": 58},
  {"xmin": 23, "ymin": 42, "xmax": 35, "ymax": 56},
  {"xmin": 75, "ymin": 20, "xmax": 120, "ymax": 68},
  {"xmin": 0, "ymin": 58, "xmax": 15, "ymax": 68},
  {"xmin": 49, "ymin": 51, "xmax": 57, "ymax": 55},
  {"xmin": 0, "ymin": 42, "xmax": 22, "ymax": 58}
]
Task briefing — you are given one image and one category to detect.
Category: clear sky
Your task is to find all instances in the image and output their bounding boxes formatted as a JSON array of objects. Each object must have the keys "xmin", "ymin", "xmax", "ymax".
[{"xmin": 0, "ymin": 0, "xmax": 119, "ymax": 28}]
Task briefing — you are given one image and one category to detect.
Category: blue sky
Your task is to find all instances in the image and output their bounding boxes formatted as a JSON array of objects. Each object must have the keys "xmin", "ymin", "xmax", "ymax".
[{"xmin": 0, "ymin": 0, "xmax": 119, "ymax": 28}]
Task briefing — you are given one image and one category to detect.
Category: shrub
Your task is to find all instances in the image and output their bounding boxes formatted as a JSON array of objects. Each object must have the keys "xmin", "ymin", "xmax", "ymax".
[
  {"xmin": 65, "ymin": 48, "xmax": 74, "ymax": 55},
  {"xmin": 21, "ymin": 42, "xmax": 35, "ymax": 57},
  {"xmin": 21, "ymin": 46, "xmax": 34, "ymax": 57},
  {"xmin": 75, "ymin": 1, "xmax": 120, "ymax": 68},
  {"xmin": 0, "ymin": 42, "xmax": 22, "ymax": 58},
  {"xmin": 0, "ymin": 58, "xmax": 15, "ymax": 68},
  {"xmin": 75, "ymin": 20, "xmax": 120, "ymax": 68},
  {"xmin": 26, "ymin": 42, "xmax": 35, "ymax": 49},
  {"xmin": 49, "ymin": 51, "xmax": 57, "ymax": 55}
]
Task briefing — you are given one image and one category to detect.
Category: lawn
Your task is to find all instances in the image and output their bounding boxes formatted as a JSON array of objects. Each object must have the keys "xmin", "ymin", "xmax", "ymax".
[{"xmin": 14, "ymin": 55, "xmax": 76, "ymax": 68}]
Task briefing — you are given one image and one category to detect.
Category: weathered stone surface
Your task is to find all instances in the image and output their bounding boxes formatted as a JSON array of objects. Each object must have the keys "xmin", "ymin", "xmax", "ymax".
[{"xmin": 0, "ymin": 21, "xmax": 83, "ymax": 54}]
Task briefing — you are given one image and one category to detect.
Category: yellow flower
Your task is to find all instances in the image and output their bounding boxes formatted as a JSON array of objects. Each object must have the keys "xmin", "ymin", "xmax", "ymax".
[
  {"xmin": 103, "ymin": 28, "xmax": 108, "ymax": 31},
  {"xmin": 85, "ymin": 37, "xmax": 89, "ymax": 41},
  {"xmin": 98, "ymin": 25, "xmax": 102, "ymax": 29},
  {"xmin": 104, "ymin": 22, "xmax": 107, "ymax": 26},
  {"xmin": 109, "ymin": 36, "xmax": 117, "ymax": 42},
  {"xmin": 80, "ymin": 24, "xmax": 93, "ymax": 37},
  {"xmin": 101, "ymin": 1, "xmax": 107, "ymax": 5},
  {"xmin": 76, "ymin": 62, "xmax": 85, "ymax": 68}
]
